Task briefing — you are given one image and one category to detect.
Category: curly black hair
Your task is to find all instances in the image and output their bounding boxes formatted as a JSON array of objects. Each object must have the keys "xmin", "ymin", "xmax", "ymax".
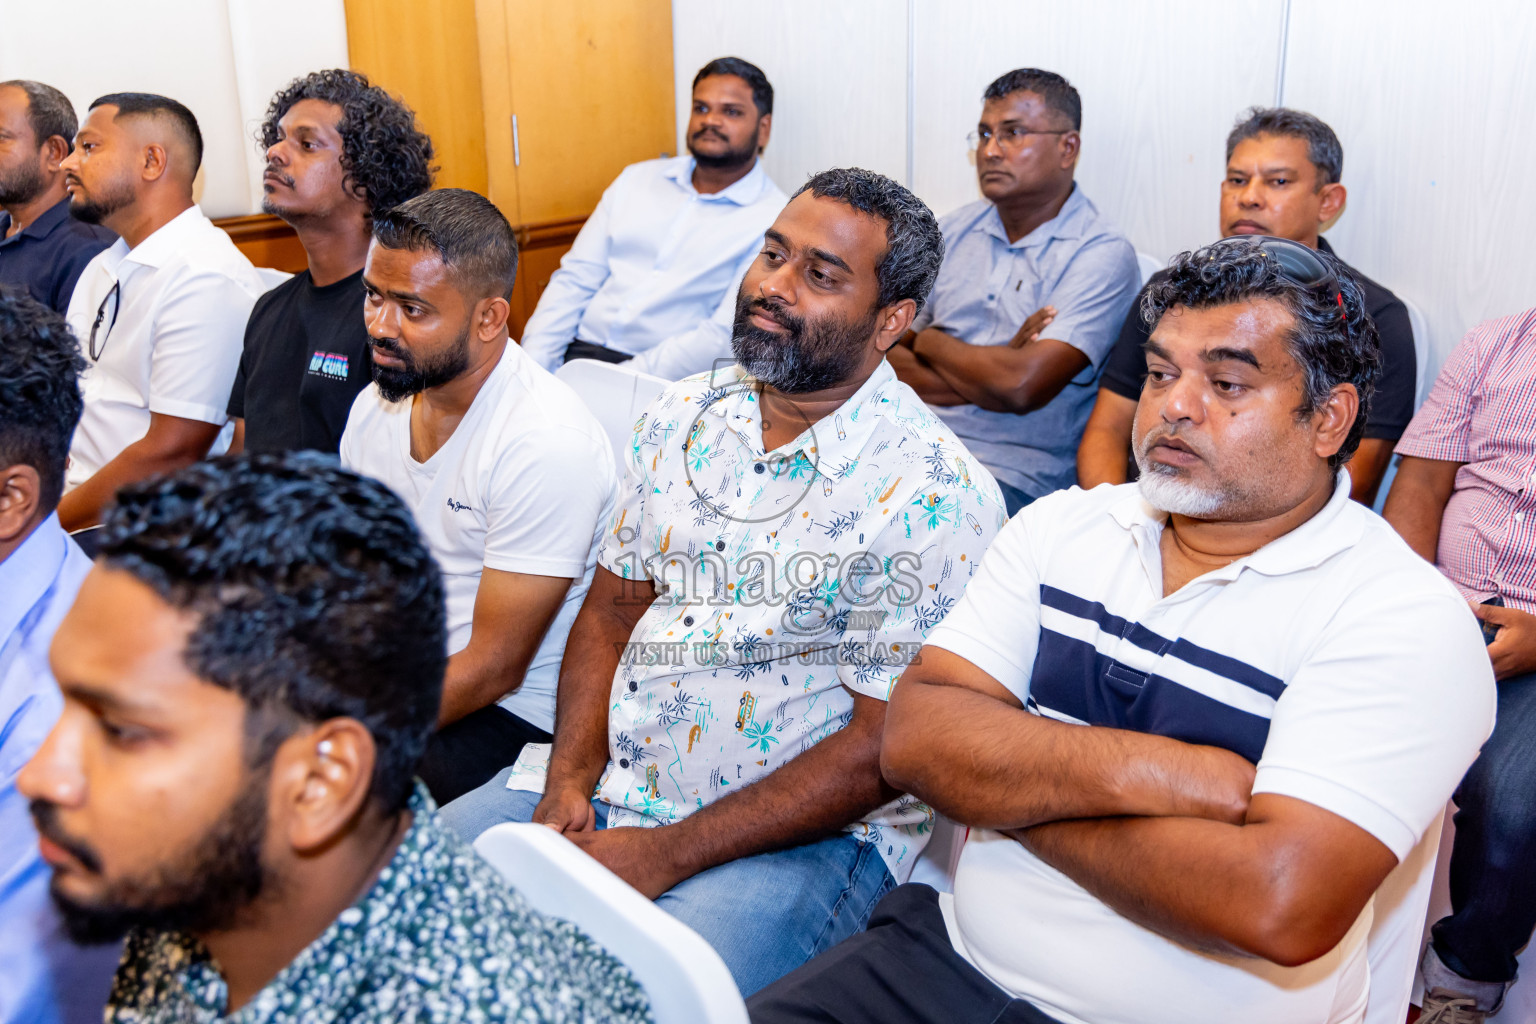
[
  {"xmin": 0, "ymin": 288, "xmax": 85, "ymax": 512},
  {"xmin": 97, "ymin": 451, "xmax": 448, "ymax": 811},
  {"xmin": 259, "ymin": 69, "xmax": 434, "ymax": 216},
  {"xmin": 1142, "ymin": 238, "xmax": 1381, "ymax": 469}
]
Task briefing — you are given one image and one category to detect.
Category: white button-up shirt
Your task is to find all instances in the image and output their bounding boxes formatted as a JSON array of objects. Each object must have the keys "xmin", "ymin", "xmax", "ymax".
[
  {"xmin": 64, "ymin": 206, "xmax": 265, "ymax": 490},
  {"xmin": 518, "ymin": 156, "xmax": 786, "ymax": 380},
  {"xmin": 555, "ymin": 361, "xmax": 1005, "ymax": 881}
]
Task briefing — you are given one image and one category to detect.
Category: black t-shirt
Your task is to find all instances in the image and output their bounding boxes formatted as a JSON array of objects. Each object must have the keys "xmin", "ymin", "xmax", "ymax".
[
  {"xmin": 1098, "ymin": 237, "xmax": 1417, "ymax": 441},
  {"xmin": 227, "ymin": 268, "xmax": 372, "ymax": 454}
]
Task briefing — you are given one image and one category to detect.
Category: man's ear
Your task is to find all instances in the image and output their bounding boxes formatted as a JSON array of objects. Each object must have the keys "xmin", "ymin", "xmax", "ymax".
[
  {"xmin": 0, "ymin": 464, "xmax": 42, "ymax": 544},
  {"xmin": 874, "ymin": 298, "xmax": 918, "ymax": 354},
  {"xmin": 1318, "ymin": 182, "xmax": 1347, "ymax": 231},
  {"xmin": 1058, "ymin": 130, "xmax": 1081, "ymax": 169},
  {"xmin": 475, "ymin": 295, "xmax": 511, "ymax": 342},
  {"xmin": 42, "ymin": 136, "xmax": 70, "ymax": 173},
  {"xmin": 756, "ymin": 113, "xmax": 773, "ymax": 154},
  {"xmin": 272, "ymin": 719, "xmax": 378, "ymax": 853},
  {"xmin": 141, "ymin": 142, "xmax": 169, "ymax": 183},
  {"xmin": 1313, "ymin": 382, "xmax": 1360, "ymax": 463}
]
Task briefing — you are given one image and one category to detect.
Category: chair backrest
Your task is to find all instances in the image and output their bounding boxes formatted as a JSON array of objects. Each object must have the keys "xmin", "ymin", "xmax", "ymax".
[
  {"xmin": 1136, "ymin": 251, "xmax": 1164, "ymax": 287},
  {"xmin": 554, "ymin": 358, "xmax": 671, "ymax": 477},
  {"xmin": 474, "ymin": 823, "xmax": 748, "ymax": 1024},
  {"xmin": 256, "ymin": 266, "xmax": 293, "ymax": 293},
  {"xmin": 1373, "ymin": 296, "xmax": 1435, "ymax": 513}
]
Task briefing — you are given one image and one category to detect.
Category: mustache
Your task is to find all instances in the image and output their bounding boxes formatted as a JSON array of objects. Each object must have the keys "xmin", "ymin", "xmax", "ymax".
[
  {"xmin": 746, "ymin": 296, "xmax": 801, "ymax": 333},
  {"xmin": 1136, "ymin": 425, "xmax": 1209, "ymax": 460},
  {"xmin": 692, "ymin": 127, "xmax": 729, "ymax": 141},
  {"xmin": 262, "ymin": 164, "xmax": 294, "ymax": 187},
  {"xmin": 29, "ymin": 800, "xmax": 102, "ymax": 873}
]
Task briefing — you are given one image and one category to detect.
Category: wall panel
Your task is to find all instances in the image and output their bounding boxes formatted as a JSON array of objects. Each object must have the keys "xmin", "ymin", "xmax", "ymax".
[
  {"xmin": 1281, "ymin": 0, "xmax": 1536, "ymax": 390},
  {"xmin": 911, "ymin": 0, "xmax": 1283, "ymax": 261},
  {"xmin": 672, "ymin": 0, "xmax": 908, "ymax": 196}
]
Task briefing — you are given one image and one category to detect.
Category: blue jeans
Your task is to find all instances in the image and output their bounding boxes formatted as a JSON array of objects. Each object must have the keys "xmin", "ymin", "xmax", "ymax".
[
  {"xmin": 996, "ymin": 480, "xmax": 1037, "ymax": 518},
  {"xmin": 442, "ymin": 768, "xmax": 897, "ymax": 996},
  {"xmin": 1426, "ymin": 670, "xmax": 1536, "ymax": 1010}
]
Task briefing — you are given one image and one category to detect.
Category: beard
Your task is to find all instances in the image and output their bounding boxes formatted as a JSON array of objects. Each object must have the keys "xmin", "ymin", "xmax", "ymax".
[
  {"xmin": 31, "ymin": 778, "xmax": 273, "ymax": 945},
  {"xmin": 687, "ymin": 127, "xmax": 757, "ymax": 172},
  {"xmin": 1132, "ymin": 423, "xmax": 1235, "ymax": 518},
  {"xmin": 370, "ymin": 324, "xmax": 472, "ymax": 403},
  {"xmin": 0, "ymin": 158, "xmax": 46, "ymax": 206},
  {"xmin": 731, "ymin": 291, "xmax": 877, "ymax": 395},
  {"xmin": 69, "ymin": 177, "xmax": 135, "ymax": 225}
]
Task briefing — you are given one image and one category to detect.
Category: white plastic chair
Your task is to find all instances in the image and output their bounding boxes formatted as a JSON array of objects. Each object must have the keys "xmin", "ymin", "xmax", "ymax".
[
  {"xmin": 255, "ymin": 266, "xmax": 292, "ymax": 292},
  {"xmin": 474, "ymin": 823, "xmax": 748, "ymax": 1024},
  {"xmin": 1372, "ymin": 296, "xmax": 1434, "ymax": 513},
  {"xmin": 1136, "ymin": 251, "xmax": 1164, "ymax": 287},
  {"xmin": 555, "ymin": 358, "xmax": 671, "ymax": 477}
]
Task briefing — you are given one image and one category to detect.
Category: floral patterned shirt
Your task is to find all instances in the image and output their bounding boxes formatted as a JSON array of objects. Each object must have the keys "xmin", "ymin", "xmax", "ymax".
[
  {"xmin": 105, "ymin": 783, "xmax": 652, "ymax": 1024},
  {"xmin": 582, "ymin": 360, "xmax": 1004, "ymax": 880}
]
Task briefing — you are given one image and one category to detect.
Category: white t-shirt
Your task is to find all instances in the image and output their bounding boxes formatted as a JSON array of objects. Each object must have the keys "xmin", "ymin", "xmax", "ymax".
[
  {"xmin": 65, "ymin": 206, "xmax": 265, "ymax": 489},
  {"xmin": 339, "ymin": 342, "xmax": 616, "ymax": 732},
  {"xmin": 925, "ymin": 476, "xmax": 1495, "ymax": 1024}
]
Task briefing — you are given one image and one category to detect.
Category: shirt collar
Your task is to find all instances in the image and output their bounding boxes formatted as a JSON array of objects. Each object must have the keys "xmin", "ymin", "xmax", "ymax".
[
  {"xmin": 0, "ymin": 514, "xmax": 72, "ymax": 644},
  {"xmin": 119, "ymin": 783, "xmax": 444, "ymax": 1022},
  {"xmin": 1109, "ymin": 470, "xmax": 1361, "ymax": 578},
  {"xmin": 706, "ymin": 360, "xmax": 897, "ymax": 466},
  {"xmin": 663, "ymin": 154, "xmax": 771, "ymax": 206},
  {"xmin": 981, "ymin": 182, "xmax": 1091, "ymax": 249},
  {"xmin": 122, "ymin": 206, "xmax": 205, "ymax": 270},
  {"xmin": 0, "ymin": 196, "xmax": 72, "ymax": 245}
]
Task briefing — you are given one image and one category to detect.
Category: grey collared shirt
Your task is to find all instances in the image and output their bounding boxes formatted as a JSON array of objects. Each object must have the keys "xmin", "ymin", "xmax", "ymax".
[{"xmin": 912, "ymin": 186, "xmax": 1139, "ymax": 497}]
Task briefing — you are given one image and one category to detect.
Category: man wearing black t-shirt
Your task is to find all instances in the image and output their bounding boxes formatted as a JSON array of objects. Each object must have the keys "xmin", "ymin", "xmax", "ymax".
[
  {"xmin": 1077, "ymin": 108, "xmax": 1416, "ymax": 506},
  {"xmin": 228, "ymin": 70, "xmax": 433, "ymax": 454}
]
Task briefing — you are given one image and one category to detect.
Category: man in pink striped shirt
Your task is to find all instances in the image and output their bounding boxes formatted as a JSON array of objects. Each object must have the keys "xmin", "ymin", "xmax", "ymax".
[{"xmin": 1384, "ymin": 307, "xmax": 1536, "ymax": 1022}]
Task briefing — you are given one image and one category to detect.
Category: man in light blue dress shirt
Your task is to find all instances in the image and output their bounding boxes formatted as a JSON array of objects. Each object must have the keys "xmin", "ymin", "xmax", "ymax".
[
  {"xmin": 0, "ymin": 291, "xmax": 118, "ymax": 1023},
  {"xmin": 889, "ymin": 69, "xmax": 1140, "ymax": 514},
  {"xmin": 518, "ymin": 57, "xmax": 787, "ymax": 380}
]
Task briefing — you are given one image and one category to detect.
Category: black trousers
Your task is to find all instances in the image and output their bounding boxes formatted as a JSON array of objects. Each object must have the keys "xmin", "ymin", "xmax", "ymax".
[
  {"xmin": 748, "ymin": 883, "xmax": 1063, "ymax": 1024},
  {"xmin": 563, "ymin": 339, "xmax": 632, "ymax": 364},
  {"xmin": 417, "ymin": 704, "xmax": 552, "ymax": 805}
]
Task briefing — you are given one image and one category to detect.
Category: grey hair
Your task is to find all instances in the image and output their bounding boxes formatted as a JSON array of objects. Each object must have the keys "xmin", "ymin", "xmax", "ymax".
[
  {"xmin": 372, "ymin": 188, "xmax": 518, "ymax": 300},
  {"xmin": 1, "ymin": 80, "xmax": 78, "ymax": 152},
  {"xmin": 1141, "ymin": 238, "xmax": 1380, "ymax": 469},
  {"xmin": 791, "ymin": 167, "xmax": 944, "ymax": 316},
  {"xmin": 1226, "ymin": 107, "xmax": 1343, "ymax": 186},
  {"xmin": 983, "ymin": 68, "xmax": 1081, "ymax": 130}
]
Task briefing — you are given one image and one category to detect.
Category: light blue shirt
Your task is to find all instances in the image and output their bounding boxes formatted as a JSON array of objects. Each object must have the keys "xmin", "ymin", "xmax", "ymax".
[
  {"xmin": 519, "ymin": 155, "xmax": 787, "ymax": 380},
  {"xmin": 912, "ymin": 186, "xmax": 1139, "ymax": 498},
  {"xmin": 0, "ymin": 515, "xmax": 117, "ymax": 1023}
]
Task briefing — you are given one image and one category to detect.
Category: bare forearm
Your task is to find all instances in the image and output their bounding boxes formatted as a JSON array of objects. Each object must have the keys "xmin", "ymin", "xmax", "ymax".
[
  {"xmin": 1382, "ymin": 456, "xmax": 1459, "ymax": 563},
  {"xmin": 58, "ymin": 437, "xmax": 211, "ymax": 530},
  {"xmin": 439, "ymin": 650, "xmax": 524, "ymax": 726},
  {"xmin": 912, "ymin": 329, "xmax": 1015, "ymax": 411},
  {"xmin": 1344, "ymin": 439, "xmax": 1394, "ymax": 507},
  {"xmin": 1011, "ymin": 804, "xmax": 1388, "ymax": 967},
  {"xmin": 1077, "ymin": 423, "xmax": 1132, "ymax": 487},
  {"xmin": 887, "ymin": 344, "xmax": 968, "ymax": 406},
  {"xmin": 883, "ymin": 674, "xmax": 1251, "ymax": 828},
  {"xmin": 665, "ymin": 708, "xmax": 898, "ymax": 875}
]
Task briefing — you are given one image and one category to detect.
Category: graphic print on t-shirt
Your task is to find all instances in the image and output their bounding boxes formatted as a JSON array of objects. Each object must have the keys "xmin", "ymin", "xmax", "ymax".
[{"xmin": 308, "ymin": 351, "xmax": 351, "ymax": 381}]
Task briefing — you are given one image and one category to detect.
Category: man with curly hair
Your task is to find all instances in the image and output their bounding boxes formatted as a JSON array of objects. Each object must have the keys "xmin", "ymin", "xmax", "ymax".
[{"xmin": 227, "ymin": 70, "xmax": 434, "ymax": 455}]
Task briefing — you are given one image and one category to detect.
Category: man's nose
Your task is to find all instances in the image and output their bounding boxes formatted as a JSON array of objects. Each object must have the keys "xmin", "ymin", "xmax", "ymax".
[
  {"xmin": 1160, "ymin": 374, "xmax": 1206, "ymax": 424},
  {"xmin": 17, "ymin": 716, "xmax": 86, "ymax": 809}
]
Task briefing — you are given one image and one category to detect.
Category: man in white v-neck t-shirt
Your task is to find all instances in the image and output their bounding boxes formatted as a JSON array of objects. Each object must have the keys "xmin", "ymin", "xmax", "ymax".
[{"xmin": 340, "ymin": 189, "xmax": 616, "ymax": 804}]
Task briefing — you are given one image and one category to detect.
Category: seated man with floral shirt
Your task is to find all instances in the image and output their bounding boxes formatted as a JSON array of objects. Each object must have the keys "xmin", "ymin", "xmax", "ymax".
[
  {"xmin": 20, "ymin": 453, "xmax": 649, "ymax": 1024},
  {"xmin": 445, "ymin": 167, "xmax": 1005, "ymax": 996}
]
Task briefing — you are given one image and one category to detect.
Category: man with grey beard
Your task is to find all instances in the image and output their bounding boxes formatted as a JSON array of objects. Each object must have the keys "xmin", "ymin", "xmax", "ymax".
[
  {"xmin": 749, "ymin": 236, "xmax": 1495, "ymax": 1024},
  {"xmin": 444, "ymin": 167, "xmax": 1005, "ymax": 996}
]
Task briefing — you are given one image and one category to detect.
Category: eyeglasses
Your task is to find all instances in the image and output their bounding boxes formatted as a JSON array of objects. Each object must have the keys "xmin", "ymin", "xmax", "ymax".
[
  {"xmin": 966, "ymin": 126, "xmax": 1070, "ymax": 153},
  {"xmin": 89, "ymin": 280, "xmax": 121, "ymax": 361},
  {"xmin": 1239, "ymin": 236, "xmax": 1349, "ymax": 323}
]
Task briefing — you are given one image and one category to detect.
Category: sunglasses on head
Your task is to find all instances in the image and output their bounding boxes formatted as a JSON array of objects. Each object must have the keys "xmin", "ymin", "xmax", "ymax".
[{"xmin": 1221, "ymin": 236, "xmax": 1348, "ymax": 322}]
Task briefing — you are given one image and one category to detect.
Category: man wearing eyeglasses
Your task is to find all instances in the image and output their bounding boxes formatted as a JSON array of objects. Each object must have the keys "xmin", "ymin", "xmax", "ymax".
[
  {"xmin": 888, "ymin": 68, "xmax": 1140, "ymax": 516},
  {"xmin": 55, "ymin": 93, "xmax": 264, "ymax": 531}
]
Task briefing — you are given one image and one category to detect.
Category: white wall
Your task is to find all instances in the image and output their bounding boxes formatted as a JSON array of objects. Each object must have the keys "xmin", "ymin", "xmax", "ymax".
[
  {"xmin": 0, "ymin": 0, "xmax": 348, "ymax": 218},
  {"xmin": 673, "ymin": 0, "xmax": 1536, "ymax": 385}
]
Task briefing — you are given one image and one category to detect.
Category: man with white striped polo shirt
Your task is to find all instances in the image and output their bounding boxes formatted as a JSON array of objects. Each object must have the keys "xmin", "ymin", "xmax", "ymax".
[{"xmin": 750, "ymin": 238, "xmax": 1495, "ymax": 1024}]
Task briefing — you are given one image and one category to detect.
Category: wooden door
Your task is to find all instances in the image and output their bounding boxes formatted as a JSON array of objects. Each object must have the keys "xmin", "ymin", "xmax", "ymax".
[
  {"xmin": 477, "ymin": 0, "xmax": 677, "ymax": 225},
  {"xmin": 345, "ymin": 0, "xmax": 490, "ymax": 195}
]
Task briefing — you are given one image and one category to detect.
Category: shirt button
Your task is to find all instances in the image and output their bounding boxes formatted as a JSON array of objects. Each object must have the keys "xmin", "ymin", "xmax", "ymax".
[
  {"xmin": 754, "ymin": 463, "xmax": 765, "ymax": 474},
  {"xmin": 1517, "ymin": 512, "xmax": 1527, "ymax": 523},
  {"xmin": 619, "ymin": 758, "xmax": 629, "ymax": 768},
  {"xmin": 628, "ymin": 680, "xmax": 637, "ymax": 692},
  {"xmin": 716, "ymin": 540, "xmax": 726, "ymax": 551},
  {"xmin": 683, "ymin": 615, "xmax": 694, "ymax": 626}
]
